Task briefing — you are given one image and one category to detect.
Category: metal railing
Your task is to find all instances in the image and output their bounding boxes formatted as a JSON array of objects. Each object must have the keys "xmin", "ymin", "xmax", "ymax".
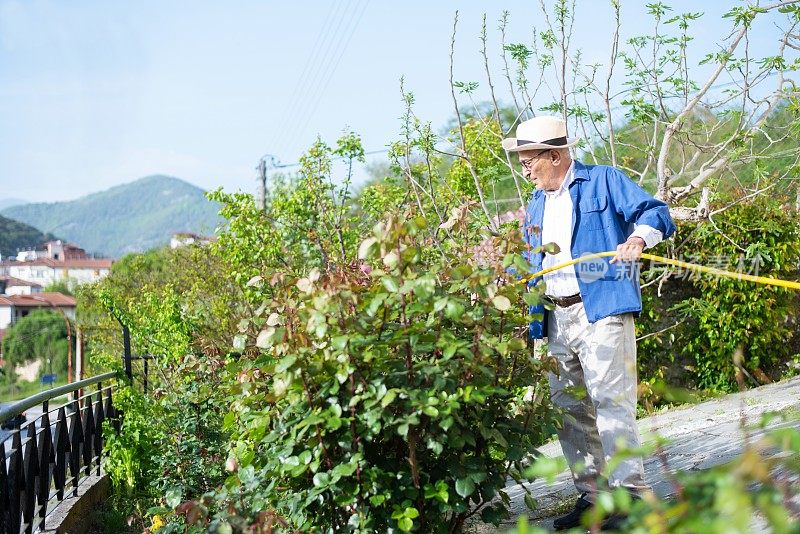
[{"xmin": 0, "ymin": 372, "xmax": 119, "ymax": 534}]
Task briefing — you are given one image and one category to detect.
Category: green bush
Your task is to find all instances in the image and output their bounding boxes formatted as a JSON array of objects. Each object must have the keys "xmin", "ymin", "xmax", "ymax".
[
  {"xmin": 674, "ymin": 196, "xmax": 800, "ymax": 390},
  {"xmin": 104, "ymin": 386, "xmax": 159, "ymax": 495},
  {"xmin": 637, "ymin": 193, "xmax": 800, "ymax": 397},
  {"xmin": 103, "ymin": 357, "xmax": 229, "ymax": 506},
  {"xmin": 202, "ymin": 213, "xmax": 556, "ymax": 532}
]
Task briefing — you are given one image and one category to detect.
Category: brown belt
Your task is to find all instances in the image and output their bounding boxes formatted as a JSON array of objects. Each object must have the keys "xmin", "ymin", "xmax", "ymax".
[{"xmin": 544, "ymin": 293, "xmax": 582, "ymax": 307}]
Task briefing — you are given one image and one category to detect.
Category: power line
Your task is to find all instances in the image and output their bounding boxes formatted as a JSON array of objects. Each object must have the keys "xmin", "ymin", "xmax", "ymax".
[
  {"xmin": 273, "ymin": 0, "xmax": 359, "ymax": 158},
  {"xmin": 269, "ymin": 1, "xmax": 347, "ymax": 155},
  {"xmin": 271, "ymin": 148, "xmax": 389, "ymax": 171},
  {"xmin": 284, "ymin": 0, "xmax": 371, "ymax": 154},
  {"xmin": 281, "ymin": 0, "xmax": 362, "ymax": 152}
]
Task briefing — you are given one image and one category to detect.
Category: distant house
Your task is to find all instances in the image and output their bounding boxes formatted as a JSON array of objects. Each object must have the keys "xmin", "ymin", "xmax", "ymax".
[
  {"xmin": 5, "ymin": 258, "xmax": 113, "ymax": 287},
  {"xmin": 0, "ymin": 276, "xmax": 42, "ymax": 296},
  {"xmin": 170, "ymin": 232, "xmax": 215, "ymax": 249},
  {"xmin": 14, "ymin": 240, "xmax": 88, "ymax": 262},
  {"xmin": 0, "ymin": 239, "xmax": 113, "ymax": 288}
]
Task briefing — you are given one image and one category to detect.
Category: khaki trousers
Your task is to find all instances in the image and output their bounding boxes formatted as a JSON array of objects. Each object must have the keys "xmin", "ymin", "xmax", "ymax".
[{"xmin": 547, "ymin": 302, "xmax": 648, "ymax": 499}]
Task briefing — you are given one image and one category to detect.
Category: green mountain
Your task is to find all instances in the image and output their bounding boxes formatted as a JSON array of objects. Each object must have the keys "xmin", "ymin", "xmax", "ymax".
[
  {"xmin": 0, "ymin": 176, "xmax": 224, "ymax": 258},
  {"xmin": 0, "ymin": 214, "xmax": 57, "ymax": 260}
]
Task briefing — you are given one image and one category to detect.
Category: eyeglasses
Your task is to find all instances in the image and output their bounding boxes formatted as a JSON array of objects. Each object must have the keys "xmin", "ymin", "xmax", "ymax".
[{"xmin": 519, "ymin": 150, "xmax": 551, "ymax": 171}]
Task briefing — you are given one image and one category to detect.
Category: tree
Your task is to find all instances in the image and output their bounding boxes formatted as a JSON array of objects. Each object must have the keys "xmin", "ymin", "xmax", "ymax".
[
  {"xmin": 43, "ymin": 279, "xmax": 74, "ymax": 296},
  {"xmin": 1, "ymin": 310, "xmax": 70, "ymax": 380},
  {"xmin": 393, "ymin": 4, "xmax": 800, "ymax": 225}
]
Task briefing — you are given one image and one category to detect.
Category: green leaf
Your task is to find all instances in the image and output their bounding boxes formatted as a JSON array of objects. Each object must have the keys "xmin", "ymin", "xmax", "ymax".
[
  {"xmin": 597, "ymin": 492, "xmax": 614, "ymax": 513},
  {"xmin": 383, "ymin": 250, "xmax": 399, "ymax": 268},
  {"xmin": 422, "ymin": 406, "xmax": 439, "ymax": 417},
  {"xmin": 381, "ymin": 276, "xmax": 400, "ymax": 293},
  {"xmin": 358, "ymin": 237, "xmax": 378, "ymax": 260},
  {"xmin": 232, "ymin": 334, "xmax": 246, "ymax": 351},
  {"xmin": 332, "ymin": 335, "xmax": 349, "ymax": 350},
  {"xmin": 524, "ymin": 493, "xmax": 537, "ymax": 510},
  {"xmin": 523, "ymin": 291, "xmax": 542, "ymax": 305},
  {"xmin": 542, "ymin": 242, "xmax": 560, "ymax": 254},
  {"xmin": 440, "ymin": 416, "xmax": 454, "ymax": 431},
  {"xmin": 455, "ymin": 477, "xmax": 476, "ymax": 497},
  {"xmin": 426, "ymin": 437, "xmax": 443, "ymax": 456},
  {"xmin": 246, "ymin": 275, "xmax": 263, "ymax": 287},
  {"xmin": 445, "ymin": 300, "xmax": 465, "ymax": 320},
  {"xmin": 312, "ymin": 472, "xmax": 330, "ymax": 487},
  {"xmin": 275, "ymin": 355, "xmax": 297, "ymax": 373},
  {"xmin": 492, "ymin": 295, "xmax": 512, "ymax": 311},
  {"xmin": 333, "ymin": 462, "xmax": 358, "ymax": 477},
  {"xmin": 397, "ymin": 517, "xmax": 413, "ymax": 532},
  {"xmin": 381, "ymin": 389, "xmax": 399, "ymax": 407},
  {"xmin": 514, "ymin": 255, "xmax": 532, "ymax": 273},
  {"xmin": 255, "ymin": 327, "xmax": 275, "ymax": 348},
  {"xmin": 296, "ymin": 277, "xmax": 313, "ymax": 293},
  {"xmin": 223, "ymin": 411, "xmax": 236, "ymax": 429},
  {"xmin": 165, "ymin": 486, "xmax": 183, "ymax": 509},
  {"xmin": 523, "ymin": 456, "xmax": 567, "ymax": 483}
]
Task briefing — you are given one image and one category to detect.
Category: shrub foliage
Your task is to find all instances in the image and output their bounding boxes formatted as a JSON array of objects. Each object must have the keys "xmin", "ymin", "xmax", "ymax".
[{"xmin": 211, "ymin": 214, "xmax": 556, "ymax": 532}]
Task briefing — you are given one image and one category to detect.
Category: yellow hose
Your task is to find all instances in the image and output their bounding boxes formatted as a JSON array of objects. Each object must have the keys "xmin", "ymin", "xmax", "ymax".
[{"xmin": 521, "ymin": 251, "xmax": 800, "ymax": 291}]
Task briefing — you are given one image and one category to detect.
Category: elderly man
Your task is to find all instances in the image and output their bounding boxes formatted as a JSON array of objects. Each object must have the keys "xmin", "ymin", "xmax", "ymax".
[{"xmin": 502, "ymin": 116, "xmax": 676, "ymax": 530}]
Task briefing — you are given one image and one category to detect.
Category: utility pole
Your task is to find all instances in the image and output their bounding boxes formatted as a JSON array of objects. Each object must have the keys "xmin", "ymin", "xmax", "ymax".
[
  {"xmin": 257, "ymin": 154, "xmax": 279, "ymax": 211},
  {"xmin": 75, "ymin": 327, "xmax": 84, "ymax": 382},
  {"xmin": 257, "ymin": 158, "xmax": 267, "ymax": 211}
]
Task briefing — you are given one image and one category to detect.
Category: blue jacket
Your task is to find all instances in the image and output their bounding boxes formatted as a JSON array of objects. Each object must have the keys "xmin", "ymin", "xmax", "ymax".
[{"xmin": 523, "ymin": 160, "xmax": 676, "ymax": 339}]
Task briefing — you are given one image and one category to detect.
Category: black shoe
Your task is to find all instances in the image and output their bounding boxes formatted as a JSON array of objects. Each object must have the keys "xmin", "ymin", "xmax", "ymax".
[
  {"xmin": 599, "ymin": 512, "xmax": 628, "ymax": 532},
  {"xmin": 553, "ymin": 494, "xmax": 593, "ymax": 531}
]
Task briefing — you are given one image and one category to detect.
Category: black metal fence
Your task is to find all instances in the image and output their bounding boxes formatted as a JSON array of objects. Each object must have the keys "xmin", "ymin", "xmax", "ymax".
[{"xmin": 0, "ymin": 372, "xmax": 118, "ymax": 534}]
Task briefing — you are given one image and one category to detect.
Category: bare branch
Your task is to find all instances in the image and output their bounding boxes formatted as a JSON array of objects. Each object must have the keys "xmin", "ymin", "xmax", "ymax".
[
  {"xmin": 449, "ymin": 11, "xmax": 496, "ymax": 230},
  {"xmin": 605, "ymin": 0, "xmax": 621, "ymax": 167},
  {"xmin": 656, "ymin": 1, "xmax": 792, "ymax": 201}
]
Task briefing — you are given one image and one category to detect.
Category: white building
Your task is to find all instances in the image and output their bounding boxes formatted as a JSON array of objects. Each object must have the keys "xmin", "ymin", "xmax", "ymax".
[
  {"xmin": 170, "ymin": 232, "xmax": 215, "ymax": 249},
  {"xmin": 5, "ymin": 258, "xmax": 113, "ymax": 287}
]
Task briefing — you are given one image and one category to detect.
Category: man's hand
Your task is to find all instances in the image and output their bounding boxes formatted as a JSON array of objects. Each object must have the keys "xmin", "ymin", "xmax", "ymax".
[{"xmin": 610, "ymin": 236, "xmax": 645, "ymax": 264}]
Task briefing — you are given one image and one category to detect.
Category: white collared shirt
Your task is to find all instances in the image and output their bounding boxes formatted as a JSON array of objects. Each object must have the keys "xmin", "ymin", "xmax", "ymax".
[{"xmin": 541, "ymin": 163, "xmax": 663, "ymax": 297}]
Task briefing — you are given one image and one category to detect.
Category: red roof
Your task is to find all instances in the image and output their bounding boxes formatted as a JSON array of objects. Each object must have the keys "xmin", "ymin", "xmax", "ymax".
[
  {"xmin": 0, "ymin": 292, "xmax": 76, "ymax": 308},
  {"xmin": 0, "ymin": 276, "xmax": 42, "ymax": 288},
  {"xmin": 2, "ymin": 258, "xmax": 113, "ymax": 269}
]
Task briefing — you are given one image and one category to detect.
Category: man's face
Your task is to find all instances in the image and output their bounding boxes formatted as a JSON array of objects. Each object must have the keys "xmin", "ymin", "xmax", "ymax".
[{"xmin": 518, "ymin": 149, "xmax": 564, "ymax": 191}]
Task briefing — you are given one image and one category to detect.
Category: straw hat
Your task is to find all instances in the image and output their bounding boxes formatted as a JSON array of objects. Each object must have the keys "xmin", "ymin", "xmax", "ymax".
[{"xmin": 501, "ymin": 116, "xmax": 580, "ymax": 153}]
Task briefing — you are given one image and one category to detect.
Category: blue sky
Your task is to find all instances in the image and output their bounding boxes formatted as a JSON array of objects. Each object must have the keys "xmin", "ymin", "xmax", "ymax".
[{"xmin": 0, "ymin": 1, "xmax": 791, "ymax": 203}]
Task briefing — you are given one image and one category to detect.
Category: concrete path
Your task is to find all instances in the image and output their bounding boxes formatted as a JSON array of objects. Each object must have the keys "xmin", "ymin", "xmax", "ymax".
[{"xmin": 473, "ymin": 377, "xmax": 800, "ymax": 532}]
